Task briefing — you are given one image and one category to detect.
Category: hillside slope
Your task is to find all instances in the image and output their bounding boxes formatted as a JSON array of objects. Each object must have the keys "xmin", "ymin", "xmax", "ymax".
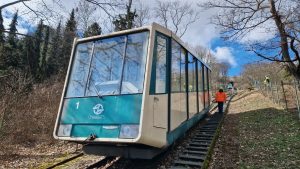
[{"xmin": 209, "ymin": 90, "xmax": 300, "ymax": 168}]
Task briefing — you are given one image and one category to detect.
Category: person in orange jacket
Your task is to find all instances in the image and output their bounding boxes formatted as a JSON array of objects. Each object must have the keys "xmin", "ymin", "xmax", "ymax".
[{"xmin": 215, "ymin": 89, "xmax": 227, "ymax": 114}]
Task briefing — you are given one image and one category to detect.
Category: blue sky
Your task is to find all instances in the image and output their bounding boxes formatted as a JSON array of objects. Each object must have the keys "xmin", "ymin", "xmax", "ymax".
[
  {"xmin": 3, "ymin": 9, "xmax": 36, "ymax": 34},
  {"xmin": 211, "ymin": 38, "xmax": 262, "ymax": 76}
]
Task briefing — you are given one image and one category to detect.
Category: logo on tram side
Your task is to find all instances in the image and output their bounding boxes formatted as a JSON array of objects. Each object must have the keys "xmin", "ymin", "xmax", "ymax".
[
  {"xmin": 93, "ymin": 104, "xmax": 104, "ymax": 115},
  {"xmin": 89, "ymin": 103, "xmax": 105, "ymax": 120}
]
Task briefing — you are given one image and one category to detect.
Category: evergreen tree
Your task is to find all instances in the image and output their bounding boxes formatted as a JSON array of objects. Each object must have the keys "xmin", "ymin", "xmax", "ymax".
[
  {"xmin": 0, "ymin": 44, "xmax": 5, "ymax": 70},
  {"xmin": 0, "ymin": 10, "xmax": 5, "ymax": 70},
  {"xmin": 16, "ymin": 37, "xmax": 27, "ymax": 68},
  {"xmin": 31, "ymin": 19, "xmax": 43, "ymax": 79},
  {"xmin": 1, "ymin": 11, "xmax": 19, "ymax": 68},
  {"xmin": 21, "ymin": 35, "xmax": 34, "ymax": 74},
  {"xmin": 113, "ymin": 0, "xmax": 137, "ymax": 31},
  {"xmin": 39, "ymin": 26, "xmax": 50, "ymax": 80},
  {"xmin": 65, "ymin": 9, "xmax": 76, "ymax": 33},
  {"xmin": 7, "ymin": 12, "xmax": 18, "ymax": 47},
  {"xmin": 62, "ymin": 9, "xmax": 76, "ymax": 72},
  {"xmin": 0, "ymin": 9, "xmax": 5, "ymax": 44},
  {"xmin": 47, "ymin": 22, "xmax": 62, "ymax": 75},
  {"xmin": 83, "ymin": 22, "xmax": 101, "ymax": 37}
]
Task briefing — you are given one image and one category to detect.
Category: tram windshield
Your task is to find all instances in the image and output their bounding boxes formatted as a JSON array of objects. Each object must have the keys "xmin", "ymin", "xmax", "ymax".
[{"xmin": 66, "ymin": 31, "xmax": 149, "ymax": 97}]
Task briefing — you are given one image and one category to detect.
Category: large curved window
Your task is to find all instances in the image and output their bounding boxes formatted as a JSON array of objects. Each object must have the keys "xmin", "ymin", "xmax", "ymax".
[
  {"xmin": 66, "ymin": 31, "xmax": 149, "ymax": 98},
  {"xmin": 86, "ymin": 36, "xmax": 125, "ymax": 96}
]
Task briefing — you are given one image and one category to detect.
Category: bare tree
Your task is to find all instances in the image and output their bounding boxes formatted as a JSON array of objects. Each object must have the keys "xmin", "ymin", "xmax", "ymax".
[
  {"xmin": 134, "ymin": 0, "xmax": 151, "ymax": 27},
  {"xmin": 219, "ymin": 62, "xmax": 230, "ymax": 83},
  {"xmin": 199, "ymin": 0, "xmax": 300, "ymax": 80},
  {"xmin": 209, "ymin": 56, "xmax": 231, "ymax": 90},
  {"xmin": 0, "ymin": 0, "xmax": 67, "ymax": 25},
  {"xmin": 84, "ymin": 0, "xmax": 124, "ymax": 18},
  {"xmin": 192, "ymin": 45, "xmax": 212, "ymax": 65},
  {"xmin": 155, "ymin": 0, "xmax": 199, "ymax": 37},
  {"xmin": 76, "ymin": 0, "xmax": 97, "ymax": 34},
  {"xmin": 241, "ymin": 62, "xmax": 285, "ymax": 88}
]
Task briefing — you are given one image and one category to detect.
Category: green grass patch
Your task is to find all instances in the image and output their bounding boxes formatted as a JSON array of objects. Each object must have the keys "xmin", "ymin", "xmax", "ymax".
[{"xmin": 239, "ymin": 108, "xmax": 300, "ymax": 168}]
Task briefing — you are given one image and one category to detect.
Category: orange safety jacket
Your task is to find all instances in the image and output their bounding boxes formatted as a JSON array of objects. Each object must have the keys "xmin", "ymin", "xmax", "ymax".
[{"xmin": 215, "ymin": 92, "xmax": 227, "ymax": 102}]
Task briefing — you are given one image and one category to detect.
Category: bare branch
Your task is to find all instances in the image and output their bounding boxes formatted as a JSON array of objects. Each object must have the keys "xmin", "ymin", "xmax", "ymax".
[
  {"xmin": 85, "ymin": 0, "xmax": 122, "ymax": 18},
  {"xmin": 155, "ymin": 0, "xmax": 199, "ymax": 37},
  {"xmin": 0, "ymin": 0, "xmax": 30, "ymax": 10},
  {"xmin": 249, "ymin": 47, "xmax": 297, "ymax": 62},
  {"xmin": 135, "ymin": 0, "xmax": 151, "ymax": 27}
]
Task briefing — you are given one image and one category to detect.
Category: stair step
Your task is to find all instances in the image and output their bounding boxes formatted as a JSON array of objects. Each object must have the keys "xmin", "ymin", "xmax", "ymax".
[
  {"xmin": 174, "ymin": 160, "xmax": 202, "ymax": 167},
  {"xmin": 179, "ymin": 154, "xmax": 205, "ymax": 161},
  {"xmin": 187, "ymin": 146, "xmax": 208, "ymax": 151}
]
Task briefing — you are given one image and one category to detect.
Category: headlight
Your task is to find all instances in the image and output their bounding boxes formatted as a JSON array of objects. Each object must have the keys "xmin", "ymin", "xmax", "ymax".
[
  {"xmin": 119, "ymin": 125, "xmax": 139, "ymax": 139},
  {"xmin": 57, "ymin": 124, "xmax": 72, "ymax": 137}
]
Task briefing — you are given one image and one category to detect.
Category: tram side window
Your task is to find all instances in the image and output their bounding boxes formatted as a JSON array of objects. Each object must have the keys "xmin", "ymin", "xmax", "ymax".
[
  {"xmin": 171, "ymin": 40, "xmax": 185, "ymax": 92},
  {"xmin": 154, "ymin": 35, "xmax": 167, "ymax": 93},
  {"xmin": 187, "ymin": 53, "xmax": 196, "ymax": 92},
  {"xmin": 206, "ymin": 67, "xmax": 209, "ymax": 91},
  {"xmin": 203, "ymin": 67, "xmax": 207, "ymax": 91},
  {"xmin": 180, "ymin": 49, "xmax": 186, "ymax": 92},
  {"xmin": 208, "ymin": 69, "xmax": 212, "ymax": 100},
  {"xmin": 198, "ymin": 61, "xmax": 203, "ymax": 92}
]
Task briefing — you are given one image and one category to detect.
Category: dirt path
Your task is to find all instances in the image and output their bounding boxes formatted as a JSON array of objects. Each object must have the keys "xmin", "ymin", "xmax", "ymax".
[{"xmin": 208, "ymin": 90, "xmax": 300, "ymax": 168}]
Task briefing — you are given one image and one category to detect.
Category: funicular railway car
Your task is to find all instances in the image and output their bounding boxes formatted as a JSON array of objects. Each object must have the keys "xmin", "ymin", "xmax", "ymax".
[{"xmin": 53, "ymin": 23, "xmax": 212, "ymax": 159}]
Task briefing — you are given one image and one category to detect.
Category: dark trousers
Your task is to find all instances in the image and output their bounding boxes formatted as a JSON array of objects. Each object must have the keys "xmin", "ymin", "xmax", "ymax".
[{"xmin": 217, "ymin": 102, "xmax": 224, "ymax": 113}]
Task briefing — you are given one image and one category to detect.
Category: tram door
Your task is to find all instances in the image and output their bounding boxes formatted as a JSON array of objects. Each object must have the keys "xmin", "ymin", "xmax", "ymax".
[{"xmin": 151, "ymin": 33, "xmax": 169, "ymax": 129}]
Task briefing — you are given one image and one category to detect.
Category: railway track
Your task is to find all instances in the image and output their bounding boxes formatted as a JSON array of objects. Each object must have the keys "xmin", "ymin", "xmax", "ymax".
[
  {"xmin": 46, "ymin": 152, "xmax": 120, "ymax": 169},
  {"xmin": 86, "ymin": 156, "xmax": 119, "ymax": 169},
  {"xmin": 46, "ymin": 152, "xmax": 84, "ymax": 169}
]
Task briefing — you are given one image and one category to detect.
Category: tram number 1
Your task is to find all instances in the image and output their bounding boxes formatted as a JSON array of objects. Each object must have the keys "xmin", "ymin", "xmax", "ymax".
[{"xmin": 76, "ymin": 101, "xmax": 80, "ymax": 109}]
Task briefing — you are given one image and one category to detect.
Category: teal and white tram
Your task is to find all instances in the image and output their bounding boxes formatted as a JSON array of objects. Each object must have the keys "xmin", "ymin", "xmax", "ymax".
[{"xmin": 53, "ymin": 23, "xmax": 211, "ymax": 159}]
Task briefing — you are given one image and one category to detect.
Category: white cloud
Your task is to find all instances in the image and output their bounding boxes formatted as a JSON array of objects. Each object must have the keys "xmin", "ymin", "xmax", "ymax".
[
  {"xmin": 16, "ymin": 26, "xmax": 28, "ymax": 35},
  {"xmin": 182, "ymin": 20, "xmax": 219, "ymax": 48},
  {"xmin": 211, "ymin": 47, "xmax": 237, "ymax": 67}
]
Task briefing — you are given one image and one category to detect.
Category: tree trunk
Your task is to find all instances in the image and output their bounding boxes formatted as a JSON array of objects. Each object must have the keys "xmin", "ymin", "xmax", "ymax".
[{"xmin": 269, "ymin": 0, "xmax": 300, "ymax": 80}]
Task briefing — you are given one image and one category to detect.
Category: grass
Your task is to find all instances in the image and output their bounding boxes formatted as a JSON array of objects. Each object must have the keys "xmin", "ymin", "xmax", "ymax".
[
  {"xmin": 239, "ymin": 108, "xmax": 300, "ymax": 168},
  {"xmin": 34, "ymin": 152, "xmax": 76, "ymax": 169}
]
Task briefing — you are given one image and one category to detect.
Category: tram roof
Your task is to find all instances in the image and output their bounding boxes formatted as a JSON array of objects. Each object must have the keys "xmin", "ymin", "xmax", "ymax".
[{"xmin": 76, "ymin": 22, "xmax": 211, "ymax": 70}]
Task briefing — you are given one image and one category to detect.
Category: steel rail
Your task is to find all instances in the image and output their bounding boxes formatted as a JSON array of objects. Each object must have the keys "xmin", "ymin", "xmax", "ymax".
[{"xmin": 47, "ymin": 152, "xmax": 84, "ymax": 169}]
